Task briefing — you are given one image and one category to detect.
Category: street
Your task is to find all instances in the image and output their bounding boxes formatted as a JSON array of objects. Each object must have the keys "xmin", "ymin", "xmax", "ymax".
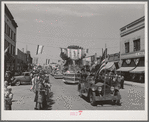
[{"xmin": 11, "ymin": 74, "xmax": 145, "ymax": 110}]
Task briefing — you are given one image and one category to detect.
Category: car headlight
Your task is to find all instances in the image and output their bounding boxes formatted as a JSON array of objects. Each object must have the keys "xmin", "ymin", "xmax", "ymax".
[
  {"xmin": 110, "ymin": 86, "xmax": 114, "ymax": 91},
  {"xmin": 98, "ymin": 87, "xmax": 102, "ymax": 92}
]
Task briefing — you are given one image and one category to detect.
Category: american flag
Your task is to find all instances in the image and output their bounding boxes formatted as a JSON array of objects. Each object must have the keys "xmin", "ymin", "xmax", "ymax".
[{"xmin": 95, "ymin": 48, "xmax": 107, "ymax": 78}]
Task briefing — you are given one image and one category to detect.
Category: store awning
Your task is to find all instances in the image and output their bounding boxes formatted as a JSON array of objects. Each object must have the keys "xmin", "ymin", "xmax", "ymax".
[
  {"xmin": 129, "ymin": 67, "xmax": 144, "ymax": 73},
  {"xmin": 116, "ymin": 67, "xmax": 135, "ymax": 72},
  {"xmin": 105, "ymin": 62, "xmax": 115, "ymax": 71}
]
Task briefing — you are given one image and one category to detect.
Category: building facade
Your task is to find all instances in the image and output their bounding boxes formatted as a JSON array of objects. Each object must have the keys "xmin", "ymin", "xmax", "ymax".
[
  {"xmin": 26, "ymin": 51, "xmax": 33, "ymax": 71},
  {"xmin": 15, "ymin": 49, "xmax": 27, "ymax": 72},
  {"xmin": 117, "ymin": 16, "xmax": 145, "ymax": 83},
  {"xmin": 4, "ymin": 5, "xmax": 18, "ymax": 71}
]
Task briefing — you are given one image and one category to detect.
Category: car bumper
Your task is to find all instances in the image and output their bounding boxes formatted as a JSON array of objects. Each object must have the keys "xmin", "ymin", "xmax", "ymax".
[
  {"xmin": 94, "ymin": 94, "xmax": 121, "ymax": 101},
  {"xmin": 63, "ymin": 79, "xmax": 79, "ymax": 84}
]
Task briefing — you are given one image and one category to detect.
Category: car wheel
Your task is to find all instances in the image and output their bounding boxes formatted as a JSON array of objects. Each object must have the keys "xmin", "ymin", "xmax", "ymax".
[
  {"xmin": 89, "ymin": 91, "xmax": 97, "ymax": 106},
  {"xmin": 15, "ymin": 81, "xmax": 21, "ymax": 86}
]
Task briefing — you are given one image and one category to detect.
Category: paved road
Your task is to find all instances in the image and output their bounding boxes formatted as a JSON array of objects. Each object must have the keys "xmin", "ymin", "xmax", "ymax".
[{"xmin": 11, "ymin": 75, "xmax": 145, "ymax": 110}]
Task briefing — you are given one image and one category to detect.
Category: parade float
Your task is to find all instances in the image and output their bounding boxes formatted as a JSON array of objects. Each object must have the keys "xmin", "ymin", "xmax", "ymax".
[{"xmin": 60, "ymin": 45, "xmax": 88, "ymax": 84}]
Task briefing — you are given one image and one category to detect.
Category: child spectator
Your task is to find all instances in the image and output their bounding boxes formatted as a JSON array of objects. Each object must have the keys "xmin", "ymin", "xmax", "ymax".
[{"xmin": 4, "ymin": 86, "xmax": 13, "ymax": 110}]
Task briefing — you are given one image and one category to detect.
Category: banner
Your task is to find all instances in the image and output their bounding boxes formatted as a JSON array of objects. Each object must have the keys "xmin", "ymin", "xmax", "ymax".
[
  {"xmin": 78, "ymin": 49, "xmax": 82, "ymax": 59},
  {"xmin": 67, "ymin": 48, "xmax": 70, "ymax": 57},
  {"xmin": 36, "ymin": 45, "xmax": 44, "ymax": 55},
  {"xmin": 70, "ymin": 49, "xmax": 78, "ymax": 60}
]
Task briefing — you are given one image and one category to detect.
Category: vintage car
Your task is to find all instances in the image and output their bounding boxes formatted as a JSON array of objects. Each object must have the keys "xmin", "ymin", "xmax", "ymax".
[
  {"xmin": 11, "ymin": 72, "xmax": 32, "ymax": 86},
  {"xmin": 63, "ymin": 70, "xmax": 80, "ymax": 84},
  {"xmin": 53, "ymin": 70, "xmax": 63, "ymax": 79},
  {"xmin": 78, "ymin": 74, "xmax": 121, "ymax": 106}
]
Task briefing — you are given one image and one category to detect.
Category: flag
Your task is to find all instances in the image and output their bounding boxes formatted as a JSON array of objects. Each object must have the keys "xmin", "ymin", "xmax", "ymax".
[
  {"xmin": 67, "ymin": 48, "xmax": 70, "ymax": 57},
  {"xmin": 78, "ymin": 49, "xmax": 82, "ymax": 59},
  {"xmin": 98, "ymin": 48, "xmax": 107, "ymax": 73},
  {"xmin": 36, "ymin": 45, "xmax": 44, "ymax": 55},
  {"xmin": 48, "ymin": 59, "xmax": 50, "ymax": 64},
  {"xmin": 4, "ymin": 45, "xmax": 10, "ymax": 54},
  {"xmin": 86, "ymin": 49, "xmax": 89, "ymax": 53},
  {"xmin": 95, "ymin": 48, "xmax": 107, "ymax": 77}
]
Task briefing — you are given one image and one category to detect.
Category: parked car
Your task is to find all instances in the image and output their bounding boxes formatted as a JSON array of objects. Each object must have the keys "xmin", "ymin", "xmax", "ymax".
[{"xmin": 11, "ymin": 72, "xmax": 32, "ymax": 86}]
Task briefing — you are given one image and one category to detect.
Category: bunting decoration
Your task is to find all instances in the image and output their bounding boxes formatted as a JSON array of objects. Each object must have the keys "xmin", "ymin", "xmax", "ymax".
[{"xmin": 36, "ymin": 45, "xmax": 44, "ymax": 55}]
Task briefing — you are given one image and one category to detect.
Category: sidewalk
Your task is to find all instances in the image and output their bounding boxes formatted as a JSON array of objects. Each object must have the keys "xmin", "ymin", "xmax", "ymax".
[{"xmin": 124, "ymin": 81, "xmax": 145, "ymax": 88}]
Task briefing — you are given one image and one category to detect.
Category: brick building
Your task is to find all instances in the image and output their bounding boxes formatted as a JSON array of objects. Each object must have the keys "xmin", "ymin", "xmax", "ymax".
[{"xmin": 4, "ymin": 4, "xmax": 18, "ymax": 71}]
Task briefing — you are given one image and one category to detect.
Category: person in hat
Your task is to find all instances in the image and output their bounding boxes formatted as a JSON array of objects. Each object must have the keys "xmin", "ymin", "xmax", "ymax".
[
  {"xmin": 4, "ymin": 86, "xmax": 13, "ymax": 110},
  {"xmin": 120, "ymin": 74, "xmax": 124, "ymax": 89}
]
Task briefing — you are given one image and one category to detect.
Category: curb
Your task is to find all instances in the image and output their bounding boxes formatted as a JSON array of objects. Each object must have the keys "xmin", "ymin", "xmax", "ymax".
[{"xmin": 124, "ymin": 81, "xmax": 144, "ymax": 88}]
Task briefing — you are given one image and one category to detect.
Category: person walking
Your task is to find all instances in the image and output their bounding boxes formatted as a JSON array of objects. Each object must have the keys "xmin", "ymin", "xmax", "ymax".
[{"xmin": 120, "ymin": 74, "xmax": 125, "ymax": 89}]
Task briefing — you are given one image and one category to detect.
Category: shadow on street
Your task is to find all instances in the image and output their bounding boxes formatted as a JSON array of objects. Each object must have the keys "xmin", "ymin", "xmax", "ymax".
[{"xmin": 44, "ymin": 92, "xmax": 55, "ymax": 110}]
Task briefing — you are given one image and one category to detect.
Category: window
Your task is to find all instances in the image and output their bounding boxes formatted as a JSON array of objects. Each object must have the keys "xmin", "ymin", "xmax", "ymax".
[
  {"xmin": 5, "ymin": 22, "xmax": 7, "ymax": 33},
  {"xmin": 11, "ymin": 30, "xmax": 13, "ymax": 39},
  {"xmin": 133, "ymin": 39, "xmax": 140, "ymax": 51},
  {"xmin": 9, "ymin": 28, "xmax": 11, "ymax": 37},
  {"xmin": 13, "ymin": 46, "xmax": 15, "ymax": 55},
  {"xmin": 125, "ymin": 42, "xmax": 129, "ymax": 53},
  {"xmin": 5, "ymin": 40, "xmax": 7, "ymax": 49},
  {"xmin": 14, "ymin": 33, "xmax": 16, "ymax": 41},
  {"xmin": 7, "ymin": 42, "xmax": 10, "ymax": 53},
  {"xmin": 11, "ymin": 45, "xmax": 13, "ymax": 55}
]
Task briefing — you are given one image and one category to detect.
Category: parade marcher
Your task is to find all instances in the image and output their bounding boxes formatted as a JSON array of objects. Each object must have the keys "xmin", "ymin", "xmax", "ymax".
[{"xmin": 4, "ymin": 86, "xmax": 13, "ymax": 110}]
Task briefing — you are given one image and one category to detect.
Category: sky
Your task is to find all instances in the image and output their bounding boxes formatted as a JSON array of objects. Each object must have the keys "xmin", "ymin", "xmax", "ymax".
[{"xmin": 6, "ymin": 2, "xmax": 145, "ymax": 65}]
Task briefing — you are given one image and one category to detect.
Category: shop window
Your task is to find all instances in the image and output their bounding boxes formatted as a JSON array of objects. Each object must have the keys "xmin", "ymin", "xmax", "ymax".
[
  {"xmin": 133, "ymin": 39, "xmax": 140, "ymax": 51},
  {"xmin": 125, "ymin": 42, "xmax": 129, "ymax": 53}
]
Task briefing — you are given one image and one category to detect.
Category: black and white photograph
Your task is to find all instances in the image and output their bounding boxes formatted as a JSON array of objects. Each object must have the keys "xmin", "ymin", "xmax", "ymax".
[{"xmin": 1, "ymin": 1, "xmax": 148, "ymax": 121}]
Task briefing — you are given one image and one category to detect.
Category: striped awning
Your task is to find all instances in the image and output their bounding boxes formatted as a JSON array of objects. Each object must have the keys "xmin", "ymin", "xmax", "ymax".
[{"xmin": 129, "ymin": 67, "xmax": 144, "ymax": 73}]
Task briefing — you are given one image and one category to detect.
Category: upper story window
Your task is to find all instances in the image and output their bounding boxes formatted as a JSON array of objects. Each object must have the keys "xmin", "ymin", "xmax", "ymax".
[
  {"xmin": 133, "ymin": 39, "xmax": 140, "ymax": 51},
  {"xmin": 125, "ymin": 42, "xmax": 129, "ymax": 53}
]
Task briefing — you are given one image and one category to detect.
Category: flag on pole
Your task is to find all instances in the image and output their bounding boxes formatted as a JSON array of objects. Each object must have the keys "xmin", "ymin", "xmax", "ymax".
[
  {"xmin": 98, "ymin": 48, "xmax": 107, "ymax": 74},
  {"xmin": 36, "ymin": 45, "xmax": 44, "ymax": 55},
  {"xmin": 48, "ymin": 59, "xmax": 50, "ymax": 64},
  {"xmin": 4, "ymin": 45, "xmax": 10, "ymax": 54},
  {"xmin": 86, "ymin": 49, "xmax": 89, "ymax": 53},
  {"xmin": 95, "ymin": 48, "xmax": 107, "ymax": 77}
]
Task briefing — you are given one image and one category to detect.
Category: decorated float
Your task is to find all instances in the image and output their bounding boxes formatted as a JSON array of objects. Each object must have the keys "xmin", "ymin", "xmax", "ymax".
[{"xmin": 60, "ymin": 45, "xmax": 88, "ymax": 84}]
